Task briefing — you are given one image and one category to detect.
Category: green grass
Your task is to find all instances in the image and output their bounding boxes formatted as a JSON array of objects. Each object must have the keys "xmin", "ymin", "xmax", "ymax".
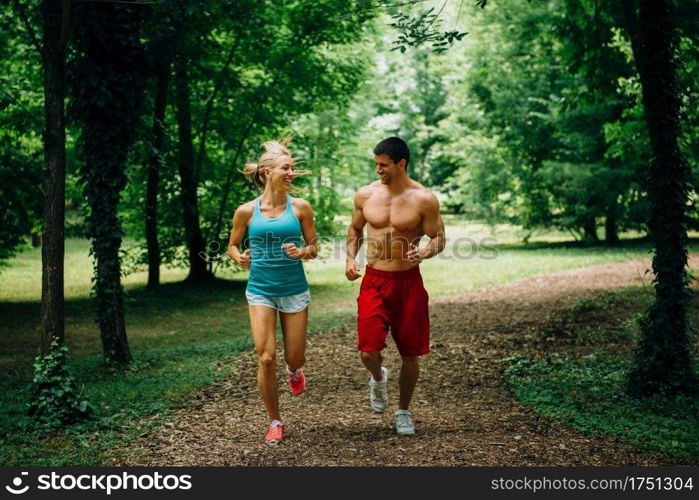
[
  {"xmin": 0, "ymin": 338, "xmax": 253, "ymax": 466},
  {"xmin": 504, "ymin": 355, "xmax": 699, "ymax": 462},
  {"xmin": 503, "ymin": 286, "xmax": 699, "ymax": 463},
  {"xmin": 1, "ymin": 222, "xmax": 698, "ymax": 465}
]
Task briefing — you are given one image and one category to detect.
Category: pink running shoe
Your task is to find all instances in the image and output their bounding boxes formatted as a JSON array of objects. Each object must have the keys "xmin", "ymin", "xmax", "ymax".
[
  {"xmin": 287, "ymin": 368, "xmax": 306, "ymax": 396},
  {"xmin": 265, "ymin": 420, "xmax": 283, "ymax": 445}
]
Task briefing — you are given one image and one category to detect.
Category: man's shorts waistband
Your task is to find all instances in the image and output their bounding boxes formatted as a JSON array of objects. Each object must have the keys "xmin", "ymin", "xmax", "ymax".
[{"xmin": 365, "ymin": 265, "xmax": 421, "ymax": 279}]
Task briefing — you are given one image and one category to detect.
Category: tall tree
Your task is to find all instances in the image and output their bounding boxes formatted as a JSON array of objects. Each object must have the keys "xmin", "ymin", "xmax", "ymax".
[
  {"xmin": 9, "ymin": 1, "xmax": 94, "ymax": 427},
  {"xmin": 143, "ymin": 6, "xmax": 177, "ymax": 290},
  {"xmin": 145, "ymin": 58, "xmax": 170, "ymax": 290},
  {"xmin": 70, "ymin": 2, "xmax": 148, "ymax": 364},
  {"xmin": 173, "ymin": 44, "xmax": 211, "ymax": 283},
  {"xmin": 622, "ymin": 0, "xmax": 697, "ymax": 397},
  {"xmin": 38, "ymin": 0, "xmax": 66, "ymax": 355}
]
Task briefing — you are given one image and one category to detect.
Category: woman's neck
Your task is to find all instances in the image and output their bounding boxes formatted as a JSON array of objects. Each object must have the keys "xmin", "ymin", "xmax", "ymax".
[{"xmin": 261, "ymin": 186, "xmax": 288, "ymax": 206}]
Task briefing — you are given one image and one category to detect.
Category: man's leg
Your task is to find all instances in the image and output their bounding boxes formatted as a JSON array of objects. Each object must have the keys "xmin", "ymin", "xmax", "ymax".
[
  {"xmin": 356, "ymin": 268, "xmax": 389, "ymax": 412},
  {"xmin": 360, "ymin": 350, "xmax": 384, "ymax": 381},
  {"xmin": 361, "ymin": 350, "xmax": 388, "ymax": 413},
  {"xmin": 398, "ymin": 355, "xmax": 419, "ymax": 410}
]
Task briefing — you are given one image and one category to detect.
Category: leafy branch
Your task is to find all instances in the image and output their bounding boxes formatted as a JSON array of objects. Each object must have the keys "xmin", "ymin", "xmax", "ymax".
[{"xmin": 389, "ymin": 5, "xmax": 467, "ymax": 53}]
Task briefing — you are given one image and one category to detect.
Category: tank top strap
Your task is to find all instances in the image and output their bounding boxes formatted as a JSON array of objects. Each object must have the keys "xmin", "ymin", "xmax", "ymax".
[
  {"xmin": 285, "ymin": 195, "xmax": 294, "ymax": 215},
  {"xmin": 252, "ymin": 196, "xmax": 262, "ymax": 219}
]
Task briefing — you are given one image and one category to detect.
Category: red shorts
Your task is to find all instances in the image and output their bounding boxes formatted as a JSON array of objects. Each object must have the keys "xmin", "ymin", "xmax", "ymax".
[{"xmin": 357, "ymin": 265, "xmax": 430, "ymax": 357}]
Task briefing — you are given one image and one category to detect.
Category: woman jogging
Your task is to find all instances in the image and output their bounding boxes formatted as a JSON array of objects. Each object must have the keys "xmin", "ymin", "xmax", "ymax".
[{"xmin": 227, "ymin": 138, "xmax": 317, "ymax": 445}]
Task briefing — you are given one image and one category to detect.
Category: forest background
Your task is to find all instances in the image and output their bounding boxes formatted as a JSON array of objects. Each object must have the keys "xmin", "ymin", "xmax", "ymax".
[
  {"xmin": 4, "ymin": 0, "xmax": 697, "ymax": 268},
  {"xmin": 1, "ymin": 0, "xmax": 698, "ymax": 466}
]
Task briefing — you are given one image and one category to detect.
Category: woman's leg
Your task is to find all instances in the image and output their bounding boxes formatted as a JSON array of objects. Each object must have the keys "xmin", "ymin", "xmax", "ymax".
[
  {"xmin": 280, "ymin": 307, "xmax": 308, "ymax": 371},
  {"xmin": 249, "ymin": 305, "xmax": 280, "ymax": 421}
]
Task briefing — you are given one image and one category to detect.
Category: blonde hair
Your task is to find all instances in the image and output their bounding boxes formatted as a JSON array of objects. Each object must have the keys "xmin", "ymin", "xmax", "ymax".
[{"xmin": 243, "ymin": 137, "xmax": 309, "ymax": 190}]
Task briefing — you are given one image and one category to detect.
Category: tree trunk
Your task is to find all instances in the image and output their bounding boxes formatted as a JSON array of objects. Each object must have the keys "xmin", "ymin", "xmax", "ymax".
[
  {"xmin": 174, "ymin": 55, "xmax": 211, "ymax": 283},
  {"xmin": 605, "ymin": 199, "xmax": 619, "ymax": 246},
  {"xmin": 582, "ymin": 217, "xmax": 598, "ymax": 245},
  {"xmin": 96, "ymin": 257, "xmax": 131, "ymax": 364},
  {"xmin": 623, "ymin": 0, "xmax": 697, "ymax": 396},
  {"xmin": 39, "ymin": 0, "xmax": 65, "ymax": 356},
  {"xmin": 90, "ymin": 171, "xmax": 131, "ymax": 364},
  {"xmin": 145, "ymin": 59, "xmax": 170, "ymax": 290},
  {"xmin": 31, "ymin": 231, "xmax": 42, "ymax": 248}
]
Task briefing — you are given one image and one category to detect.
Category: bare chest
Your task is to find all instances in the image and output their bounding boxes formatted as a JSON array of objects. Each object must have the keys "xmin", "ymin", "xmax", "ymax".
[{"xmin": 363, "ymin": 197, "xmax": 421, "ymax": 232}]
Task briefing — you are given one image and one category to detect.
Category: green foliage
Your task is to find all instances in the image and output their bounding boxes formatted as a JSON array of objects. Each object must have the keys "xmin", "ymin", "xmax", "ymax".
[
  {"xmin": 116, "ymin": 0, "xmax": 374, "ymax": 271},
  {"xmin": 388, "ymin": 5, "xmax": 467, "ymax": 53},
  {"xmin": 505, "ymin": 354, "xmax": 699, "ymax": 461},
  {"xmin": 389, "ymin": 47, "xmax": 451, "ymax": 185},
  {"xmin": 0, "ymin": 4, "xmax": 43, "ymax": 265},
  {"xmin": 443, "ymin": 0, "xmax": 641, "ymax": 240},
  {"xmin": 0, "ymin": 135, "xmax": 42, "ymax": 264},
  {"xmin": 2, "ymin": 0, "xmax": 698, "ymax": 268},
  {"xmin": 292, "ymin": 104, "xmax": 377, "ymax": 236},
  {"xmin": 304, "ymin": 183, "xmax": 344, "ymax": 237},
  {"xmin": 26, "ymin": 339, "xmax": 92, "ymax": 431}
]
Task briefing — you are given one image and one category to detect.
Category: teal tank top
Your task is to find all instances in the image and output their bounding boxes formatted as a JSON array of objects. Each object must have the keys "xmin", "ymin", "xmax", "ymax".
[{"xmin": 246, "ymin": 195, "xmax": 309, "ymax": 297}]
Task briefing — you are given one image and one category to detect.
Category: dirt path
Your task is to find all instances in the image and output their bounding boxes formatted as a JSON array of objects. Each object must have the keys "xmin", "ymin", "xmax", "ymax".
[{"xmin": 114, "ymin": 257, "xmax": 689, "ymax": 466}]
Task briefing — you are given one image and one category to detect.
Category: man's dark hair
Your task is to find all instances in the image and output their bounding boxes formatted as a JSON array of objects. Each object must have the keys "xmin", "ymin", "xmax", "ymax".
[{"xmin": 374, "ymin": 137, "xmax": 410, "ymax": 169}]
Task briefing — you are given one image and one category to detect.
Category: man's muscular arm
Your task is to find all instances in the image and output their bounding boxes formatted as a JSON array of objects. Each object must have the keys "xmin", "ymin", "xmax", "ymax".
[
  {"xmin": 345, "ymin": 188, "xmax": 368, "ymax": 281},
  {"xmin": 407, "ymin": 192, "xmax": 446, "ymax": 263}
]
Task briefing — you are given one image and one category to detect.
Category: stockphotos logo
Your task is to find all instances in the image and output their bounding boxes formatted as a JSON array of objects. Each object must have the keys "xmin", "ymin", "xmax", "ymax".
[
  {"xmin": 5, "ymin": 472, "xmax": 29, "ymax": 495},
  {"xmin": 4, "ymin": 471, "xmax": 192, "ymax": 496}
]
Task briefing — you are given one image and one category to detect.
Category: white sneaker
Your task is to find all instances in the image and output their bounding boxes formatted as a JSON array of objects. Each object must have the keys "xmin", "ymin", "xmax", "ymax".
[
  {"xmin": 368, "ymin": 366, "xmax": 388, "ymax": 413},
  {"xmin": 394, "ymin": 409, "xmax": 415, "ymax": 435}
]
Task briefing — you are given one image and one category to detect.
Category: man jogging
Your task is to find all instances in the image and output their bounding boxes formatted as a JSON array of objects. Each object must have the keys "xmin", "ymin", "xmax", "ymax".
[{"xmin": 345, "ymin": 137, "xmax": 446, "ymax": 435}]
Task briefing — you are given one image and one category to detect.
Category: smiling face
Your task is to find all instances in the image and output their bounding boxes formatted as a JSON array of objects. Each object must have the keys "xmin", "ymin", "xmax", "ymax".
[
  {"xmin": 375, "ymin": 153, "xmax": 405, "ymax": 185},
  {"xmin": 265, "ymin": 155, "xmax": 295, "ymax": 190}
]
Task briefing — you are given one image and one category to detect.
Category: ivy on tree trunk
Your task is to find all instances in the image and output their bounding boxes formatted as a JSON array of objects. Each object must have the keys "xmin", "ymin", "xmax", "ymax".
[
  {"xmin": 622, "ymin": 0, "xmax": 697, "ymax": 397},
  {"xmin": 70, "ymin": 2, "xmax": 148, "ymax": 364}
]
